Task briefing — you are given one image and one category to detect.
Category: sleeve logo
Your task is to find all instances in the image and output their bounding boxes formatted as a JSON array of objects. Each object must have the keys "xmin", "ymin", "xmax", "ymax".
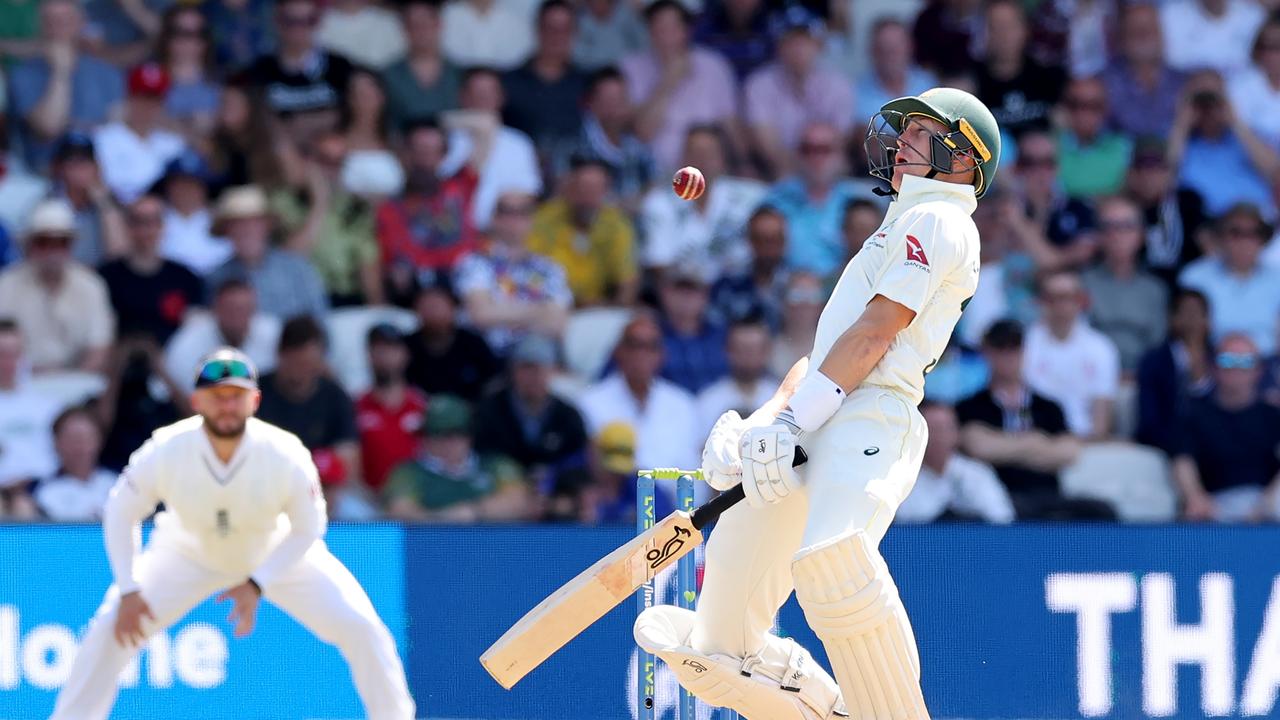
[{"xmin": 905, "ymin": 235, "xmax": 930, "ymax": 266}]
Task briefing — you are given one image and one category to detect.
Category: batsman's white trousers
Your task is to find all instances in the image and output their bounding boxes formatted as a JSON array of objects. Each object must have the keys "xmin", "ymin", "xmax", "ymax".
[
  {"xmin": 690, "ymin": 387, "xmax": 926, "ymax": 664},
  {"xmin": 50, "ymin": 536, "xmax": 416, "ymax": 720}
]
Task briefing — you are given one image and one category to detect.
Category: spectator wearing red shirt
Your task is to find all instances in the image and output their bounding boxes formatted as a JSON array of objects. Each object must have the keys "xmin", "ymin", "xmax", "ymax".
[
  {"xmin": 377, "ymin": 118, "xmax": 480, "ymax": 306},
  {"xmin": 355, "ymin": 323, "xmax": 428, "ymax": 492}
]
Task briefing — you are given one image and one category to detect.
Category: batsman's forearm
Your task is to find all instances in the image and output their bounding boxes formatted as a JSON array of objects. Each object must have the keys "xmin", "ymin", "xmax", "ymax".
[
  {"xmin": 816, "ymin": 322, "xmax": 894, "ymax": 393},
  {"xmin": 749, "ymin": 356, "xmax": 809, "ymax": 423}
]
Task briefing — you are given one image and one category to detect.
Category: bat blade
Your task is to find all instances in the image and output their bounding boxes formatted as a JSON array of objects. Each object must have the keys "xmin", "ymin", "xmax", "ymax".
[{"xmin": 480, "ymin": 510, "xmax": 703, "ymax": 689}]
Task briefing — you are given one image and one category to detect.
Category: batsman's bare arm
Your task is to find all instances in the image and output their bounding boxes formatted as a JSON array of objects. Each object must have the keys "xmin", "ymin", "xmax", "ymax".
[{"xmin": 815, "ymin": 295, "xmax": 916, "ymax": 392}]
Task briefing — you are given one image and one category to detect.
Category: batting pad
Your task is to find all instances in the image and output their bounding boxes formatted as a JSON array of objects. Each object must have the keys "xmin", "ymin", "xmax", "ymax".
[
  {"xmin": 792, "ymin": 529, "xmax": 929, "ymax": 720},
  {"xmin": 635, "ymin": 606, "xmax": 847, "ymax": 720}
]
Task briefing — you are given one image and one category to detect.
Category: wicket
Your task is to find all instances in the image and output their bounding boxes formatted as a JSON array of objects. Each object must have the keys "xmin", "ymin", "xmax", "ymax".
[{"xmin": 636, "ymin": 469, "xmax": 739, "ymax": 720}]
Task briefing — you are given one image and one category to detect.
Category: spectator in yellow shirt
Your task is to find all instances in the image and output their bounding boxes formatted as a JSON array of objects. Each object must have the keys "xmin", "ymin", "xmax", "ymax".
[{"xmin": 526, "ymin": 154, "xmax": 638, "ymax": 306}]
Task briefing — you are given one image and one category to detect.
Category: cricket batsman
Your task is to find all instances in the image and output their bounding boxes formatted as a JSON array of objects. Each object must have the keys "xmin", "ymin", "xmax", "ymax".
[
  {"xmin": 634, "ymin": 88, "xmax": 1000, "ymax": 719},
  {"xmin": 51, "ymin": 349, "xmax": 416, "ymax": 720}
]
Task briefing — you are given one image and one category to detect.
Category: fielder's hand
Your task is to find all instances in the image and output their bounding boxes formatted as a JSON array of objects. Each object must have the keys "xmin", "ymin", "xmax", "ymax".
[
  {"xmin": 738, "ymin": 423, "xmax": 802, "ymax": 509},
  {"xmin": 114, "ymin": 590, "xmax": 155, "ymax": 648},
  {"xmin": 217, "ymin": 580, "xmax": 262, "ymax": 638},
  {"xmin": 701, "ymin": 411, "xmax": 746, "ymax": 490}
]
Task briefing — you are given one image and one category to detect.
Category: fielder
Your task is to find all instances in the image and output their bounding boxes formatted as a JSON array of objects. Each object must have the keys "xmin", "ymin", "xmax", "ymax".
[
  {"xmin": 634, "ymin": 88, "xmax": 1000, "ymax": 720},
  {"xmin": 51, "ymin": 348, "xmax": 416, "ymax": 720}
]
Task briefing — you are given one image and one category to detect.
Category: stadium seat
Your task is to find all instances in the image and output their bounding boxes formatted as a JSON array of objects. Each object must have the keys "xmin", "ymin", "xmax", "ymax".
[
  {"xmin": 26, "ymin": 371, "xmax": 108, "ymax": 412},
  {"xmin": 1060, "ymin": 442, "xmax": 1176, "ymax": 522},
  {"xmin": 562, "ymin": 307, "xmax": 633, "ymax": 382},
  {"xmin": 325, "ymin": 306, "xmax": 419, "ymax": 396}
]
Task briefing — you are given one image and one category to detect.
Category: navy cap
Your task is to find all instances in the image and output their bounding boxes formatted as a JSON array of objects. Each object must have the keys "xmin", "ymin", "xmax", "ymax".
[
  {"xmin": 163, "ymin": 150, "xmax": 211, "ymax": 185},
  {"xmin": 195, "ymin": 347, "xmax": 259, "ymax": 390},
  {"xmin": 367, "ymin": 322, "xmax": 405, "ymax": 346},
  {"xmin": 770, "ymin": 5, "xmax": 825, "ymax": 38},
  {"xmin": 53, "ymin": 132, "xmax": 96, "ymax": 162}
]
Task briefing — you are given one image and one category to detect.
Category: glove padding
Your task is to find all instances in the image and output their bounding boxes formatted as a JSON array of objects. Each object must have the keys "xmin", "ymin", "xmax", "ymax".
[
  {"xmin": 738, "ymin": 423, "xmax": 802, "ymax": 509},
  {"xmin": 702, "ymin": 410, "xmax": 746, "ymax": 491}
]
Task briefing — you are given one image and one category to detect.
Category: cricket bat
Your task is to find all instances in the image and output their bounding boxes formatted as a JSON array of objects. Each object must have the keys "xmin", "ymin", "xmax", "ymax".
[{"xmin": 480, "ymin": 448, "xmax": 807, "ymax": 690}]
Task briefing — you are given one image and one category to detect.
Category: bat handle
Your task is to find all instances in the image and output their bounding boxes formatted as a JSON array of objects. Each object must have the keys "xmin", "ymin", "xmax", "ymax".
[{"xmin": 690, "ymin": 446, "xmax": 807, "ymax": 531}]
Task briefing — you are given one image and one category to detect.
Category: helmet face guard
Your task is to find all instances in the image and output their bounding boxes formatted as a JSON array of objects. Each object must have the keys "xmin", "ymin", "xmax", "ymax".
[{"xmin": 864, "ymin": 110, "xmax": 985, "ymax": 193}]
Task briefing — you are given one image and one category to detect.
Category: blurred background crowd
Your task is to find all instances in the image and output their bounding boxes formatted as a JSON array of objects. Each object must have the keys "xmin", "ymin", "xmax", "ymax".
[{"xmin": 0, "ymin": 0, "xmax": 1278, "ymax": 525}]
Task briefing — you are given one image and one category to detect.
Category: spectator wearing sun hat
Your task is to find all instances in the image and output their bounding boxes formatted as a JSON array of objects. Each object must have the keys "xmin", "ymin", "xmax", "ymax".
[
  {"xmin": 0, "ymin": 199, "xmax": 115, "ymax": 373},
  {"xmin": 93, "ymin": 63, "xmax": 188, "ymax": 204},
  {"xmin": 205, "ymin": 185, "xmax": 329, "ymax": 320}
]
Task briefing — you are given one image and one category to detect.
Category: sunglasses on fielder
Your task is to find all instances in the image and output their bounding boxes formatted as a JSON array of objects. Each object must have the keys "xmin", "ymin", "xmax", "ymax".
[
  {"xmin": 1217, "ymin": 352, "xmax": 1258, "ymax": 370},
  {"xmin": 195, "ymin": 358, "xmax": 258, "ymax": 389}
]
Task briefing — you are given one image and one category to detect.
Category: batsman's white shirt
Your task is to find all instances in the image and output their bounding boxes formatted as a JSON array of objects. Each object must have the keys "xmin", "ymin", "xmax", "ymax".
[{"xmin": 104, "ymin": 415, "xmax": 325, "ymax": 591}]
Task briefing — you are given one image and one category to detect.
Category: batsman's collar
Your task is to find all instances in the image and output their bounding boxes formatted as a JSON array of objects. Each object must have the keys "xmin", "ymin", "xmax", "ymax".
[{"xmin": 884, "ymin": 174, "xmax": 978, "ymax": 224}]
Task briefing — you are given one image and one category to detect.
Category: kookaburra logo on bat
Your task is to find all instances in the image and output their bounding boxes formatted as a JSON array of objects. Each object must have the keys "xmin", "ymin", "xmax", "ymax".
[{"xmin": 646, "ymin": 526, "xmax": 691, "ymax": 569}]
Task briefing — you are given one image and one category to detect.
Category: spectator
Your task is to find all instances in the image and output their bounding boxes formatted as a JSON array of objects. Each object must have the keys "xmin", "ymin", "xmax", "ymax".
[
  {"xmin": 957, "ymin": 184, "xmax": 1039, "ymax": 344},
  {"xmin": 1056, "ymin": 76, "xmax": 1132, "ymax": 199},
  {"xmin": 1123, "ymin": 136, "xmax": 1208, "ymax": 288},
  {"xmin": 355, "ymin": 323, "xmax": 428, "ymax": 494},
  {"xmin": 695, "ymin": 317, "xmax": 777, "ymax": 434},
  {"xmin": 204, "ymin": 0, "xmax": 277, "ymax": 71},
  {"xmin": 575, "ymin": 0, "xmax": 647, "ymax": 71},
  {"xmin": 237, "ymin": 0, "xmax": 354, "ymax": 129},
  {"xmin": 1023, "ymin": 270, "xmax": 1121, "ymax": 439},
  {"xmin": 33, "ymin": 407, "xmax": 117, "ymax": 521},
  {"xmin": 381, "ymin": 0, "xmax": 462, "ymax": 131},
  {"xmin": 502, "ymin": 0, "xmax": 588, "ymax": 158},
  {"xmin": 455, "ymin": 191, "xmax": 572, "ymax": 355},
  {"xmin": 553, "ymin": 67, "xmax": 655, "ymax": 210},
  {"xmin": 655, "ymin": 262, "xmax": 727, "ymax": 394},
  {"xmin": 272, "ymin": 130, "xmax": 382, "ymax": 306},
  {"xmin": 442, "ymin": 67, "xmax": 543, "ymax": 230},
  {"xmin": 765, "ymin": 122, "xmax": 867, "ymax": 276},
  {"xmin": 203, "ymin": 84, "xmax": 269, "ymax": 191},
  {"xmin": 157, "ymin": 5, "xmax": 222, "ymax": 135},
  {"xmin": 836, "ymin": 198, "xmax": 881, "ymax": 265},
  {"xmin": 579, "ymin": 311, "xmax": 701, "ymax": 475},
  {"xmin": 384, "ymin": 394, "xmax": 532, "ymax": 521},
  {"xmin": 404, "ymin": 275, "xmax": 502, "ymax": 401},
  {"xmin": 770, "ymin": 271, "xmax": 823, "ymax": 378},
  {"xmin": 0, "ymin": 122, "xmax": 50, "ymax": 243},
  {"xmin": 206, "ymin": 185, "xmax": 329, "ymax": 320},
  {"xmin": 0, "ymin": 319, "xmax": 57, "ymax": 519},
  {"xmin": 1006, "ymin": 129, "xmax": 1095, "ymax": 267},
  {"xmin": 896, "ymin": 400, "xmax": 1015, "ymax": 524},
  {"xmin": 709, "ymin": 205, "xmax": 790, "ymax": 330},
  {"xmin": 257, "ymin": 315, "xmax": 362, "ymax": 514},
  {"xmin": 0, "ymin": 199, "xmax": 114, "ymax": 374},
  {"xmin": 47, "ymin": 132, "xmax": 129, "ymax": 267},
  {"xmin": 8, "ymin": 0, "xmax": 124, "ymax": 170},
  {"xmin": 1230, "ymin": 14, "xmax": 1280, "ymax": 148},
  {"xmin": 1136, "ymin": 288, "xmax": 1214, "ymax": 454},
  {"xmin": 1168, "ymin": 69, "xmax": 1278, "ymax": 219},
  {"xmin": 98, "ymin": 192, "xmax": 204, "ymax": 346},
  {"xmin": 640, "ymin": 125, "xmax": 765, "ymax": 277},
  {"xmin": 441, "ymin": 0, "xmax": 534, "ymax": 70},
  {"xmin": 578, "ymin": 421, "xmax": 653, "ymax": 523},
  {"xmin": 165, "ymin": 278, "xmax": 281, "ymax": 393},
  {"xmin": 1160, "ymin": 0, "xmax": 1264, "ymax": 74},
  {"xmin": 93, "ymin": 63, "xmax": 187, "ymax": 204},
  {"xmin": 1179, "ymin": 203, "xmax": 1280, "ymax": 354},
  {"xmin": 527, "ymin": 155, "xmax": 638, "ymax": 306},
  {"xmin": 855, "ymin": 17, "xmax": 936, "ymax": 127},
  {"xmin": 973, "ymin": 0, "xmax": 1066, "ymax": 136},
  {"xmin": 1102, "ymin": 1, "xmax": 1185, "ymax": 140},
  {"xmin": 157, "ymin": 151, "xmax": 230, "ymax": 276},
  {"xmin": 1082, "ymin": 196, "xmax": 1169, "ymax": 373},
  {"xmin": 743, "ymin": 5, "xmax": 852, "ymax": 179},
  {"xmin": 692, "ymin": 0, "xmax": 773, "ymax": 81},
  {"xmin": 1172, "ymin": 333, "xmax": 1280, "ymax": 521},
  {"xmin": 341, "ymin": 69, "xmax": 398, "ymax": 158},
  {"xmin": 316, "ymin": 0, "xmax": 407, "ymax": 70},
  {"xmin": 622, "ymin": 0, "xmax": 740, "ymax": 174},
  {"xmin": 957, "ymin": 320, "xmax": 1114, "ymax": 520},
  {"xmin": 911, "ymin": 0, "xmax": 980, "ymax": 77},
  {"xmin": 377, "ymin": 119, "xmax": 480, "ymax": 304},
  {"xmin": 473, "ymin": 334, "xmax": 591, "ymax": 520}
]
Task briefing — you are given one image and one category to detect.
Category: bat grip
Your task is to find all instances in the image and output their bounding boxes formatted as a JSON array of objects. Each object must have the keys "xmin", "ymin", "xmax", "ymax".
[{"xmin": 690, "ymin": 446, "xmax": 807, "ymax": 531}]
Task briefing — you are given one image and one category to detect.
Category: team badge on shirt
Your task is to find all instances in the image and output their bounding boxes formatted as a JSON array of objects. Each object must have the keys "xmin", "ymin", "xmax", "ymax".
[{"xmin": 905, "ymin": 235, "xmax": 930, "ymax": 267}]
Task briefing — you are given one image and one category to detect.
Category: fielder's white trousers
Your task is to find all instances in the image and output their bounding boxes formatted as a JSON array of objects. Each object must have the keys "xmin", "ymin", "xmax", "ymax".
[
  {"xmin": 50, "ymin": 537, "xmax": 416, "ymax": 720},
  {"xmin": 691, "ymin": 387, "xmax": 927, "ymax": 659}
]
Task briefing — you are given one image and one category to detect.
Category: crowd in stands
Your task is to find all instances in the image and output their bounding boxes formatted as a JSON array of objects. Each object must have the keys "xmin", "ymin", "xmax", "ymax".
[{"xmin": 1, "ymin": 0, "xmax": 1279, "ymax": 525}]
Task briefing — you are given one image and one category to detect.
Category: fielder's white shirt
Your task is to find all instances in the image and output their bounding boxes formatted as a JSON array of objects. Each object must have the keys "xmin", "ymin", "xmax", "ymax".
[
  {"xmin": 811, "ymin": 174, "xmax": 981, "ymax": 404},
  {"xmin": 1022, "ymin": 319, "xmax": 1121, "ymax": 436},
  {"xmin": 103, "ymin": 416, "xmax": 326, "ymax": 594},
  {"xmin": 895, "ymin": 454, "xmax": 1015, "ymax": 524}
]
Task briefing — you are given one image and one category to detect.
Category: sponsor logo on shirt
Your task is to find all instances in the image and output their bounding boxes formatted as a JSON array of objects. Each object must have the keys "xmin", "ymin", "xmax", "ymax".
[{"xmin": 906, "ymin": 235, "xmax": 930, "ymax": 267}]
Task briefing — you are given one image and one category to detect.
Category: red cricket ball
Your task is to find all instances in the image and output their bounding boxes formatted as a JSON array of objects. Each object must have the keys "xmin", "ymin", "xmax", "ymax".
[{"xmin": 672, "ymin": 166, "xmax": 706, "ymax": 201}]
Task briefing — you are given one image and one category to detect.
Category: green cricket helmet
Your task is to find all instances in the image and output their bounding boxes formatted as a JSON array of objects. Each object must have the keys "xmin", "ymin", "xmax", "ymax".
[{"xmin": 864, "ymin": 87, "xmax": 1002, "ymax": 198}]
